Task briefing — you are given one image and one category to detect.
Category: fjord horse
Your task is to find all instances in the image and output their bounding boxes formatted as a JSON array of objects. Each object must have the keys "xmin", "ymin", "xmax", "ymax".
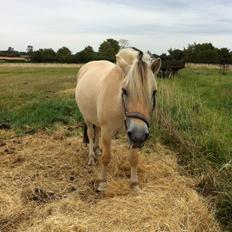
[{"xmin": 75, "ymin": 48, "xmax": 161, "ymax": 192}]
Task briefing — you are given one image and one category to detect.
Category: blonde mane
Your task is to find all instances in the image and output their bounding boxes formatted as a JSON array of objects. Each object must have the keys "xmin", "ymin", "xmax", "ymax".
[
  {"xmin": 117, "ymin": 47, "xmax": 154, "ymax": 65},
  {"xmin": 117, "ymin": 48, "xmax": 157, "ymax": 106}
]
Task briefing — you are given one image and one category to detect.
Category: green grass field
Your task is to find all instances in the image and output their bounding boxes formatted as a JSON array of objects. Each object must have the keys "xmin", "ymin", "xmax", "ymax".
[
  {"xmin": 153, "ymin": 68, "xmax": 232, "ymax": 229},
  {"xmin": 0, "ymin": 66, "xmax": 81, "ymax": 136},
  {"xmin": 0, "ymin": 65, "xmax": 231, "ymax": 229},
  {"xmin": 156, "ymin": 68, "xmax": 232, "ymax": 164}
]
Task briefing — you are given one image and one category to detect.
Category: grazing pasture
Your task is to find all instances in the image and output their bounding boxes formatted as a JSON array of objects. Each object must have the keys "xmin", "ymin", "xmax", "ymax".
[
  {"xmin": 0, "ymin": 65, "xmax": 81, "ymax": 137},
  {"xmin": 154, "ymin": 67, "xmax": 232, "ymax": 230},
  {"xmin": 0, "ymin": 64, "xmax": 231, "ymax": 231}
]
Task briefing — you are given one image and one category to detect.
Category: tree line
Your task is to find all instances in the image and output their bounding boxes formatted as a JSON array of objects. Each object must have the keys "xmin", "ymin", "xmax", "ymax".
[
  {"xmin": 0, "ymin": 39, "xmax": 231, "ymax": 65},
  {"xmin": 0, "ymin": 39, "xmax": 120, "ymax": 63},
  {"xmin": 161, "ymin": 43, "xmax": 232, "ymax": 65}
]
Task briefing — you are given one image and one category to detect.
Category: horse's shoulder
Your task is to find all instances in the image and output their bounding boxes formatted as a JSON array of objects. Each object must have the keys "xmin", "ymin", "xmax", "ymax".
[{"xmin": 110, "ymin": 64, "xmax": 123, "ymax": 74}]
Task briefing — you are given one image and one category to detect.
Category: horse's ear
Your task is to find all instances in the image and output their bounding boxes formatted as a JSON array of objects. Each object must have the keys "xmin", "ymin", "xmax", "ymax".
[
  {"xmin": 147, "ymin": 50, "xmax": 152, "ymax": 57},
  {"xmin": 150, "ymin": 58, "xmax": 161, "ymax": 74},
  {"xmin": 116, "ymin": 55, "xmax": 130, "ymax": 75}
]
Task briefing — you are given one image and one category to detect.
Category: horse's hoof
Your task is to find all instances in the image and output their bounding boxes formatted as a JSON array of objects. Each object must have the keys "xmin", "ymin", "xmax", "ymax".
[
  {"xmin": 94, "ymin": 147, "xmax": 102, "ymax": 156},
  {"xmin": 88, "ymin": 157, "xmax": 95, "ymax": 165},
  {"xmin": 97, "ymin": 181, "xmax": 106, "ymax": 192},
  {"xmin": 131, "ymin": 184, "xmax": 142, "ymax": 193}
]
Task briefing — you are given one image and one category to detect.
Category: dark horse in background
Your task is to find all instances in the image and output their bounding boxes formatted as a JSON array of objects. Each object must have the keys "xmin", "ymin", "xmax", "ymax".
[
  {"xmin": 149, "ymin": 52, "xmax": 185, "ymax": 78},
  {"xmin": 159, "ymin": 60, "xmax": 185, "ymax": 78}
]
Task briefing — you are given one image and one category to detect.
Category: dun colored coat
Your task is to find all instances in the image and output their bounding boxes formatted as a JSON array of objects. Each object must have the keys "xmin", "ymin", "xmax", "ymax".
[{"xmin": 75, "ymin": 48, "xmax": 161, "ymax": 192}]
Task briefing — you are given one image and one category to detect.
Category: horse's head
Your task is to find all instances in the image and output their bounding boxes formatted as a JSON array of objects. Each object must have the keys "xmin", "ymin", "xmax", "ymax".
[{"xmin": 116, "ymin": 48, "xmax": 161, "ymax": 148}]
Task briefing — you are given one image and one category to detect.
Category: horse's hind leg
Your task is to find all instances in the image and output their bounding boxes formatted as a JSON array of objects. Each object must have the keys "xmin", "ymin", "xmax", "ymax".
[
  {"xmin": 94, "ymin": 127, "xmax": 101, "ymax": 155},
  {"xmin": 85, "ymin": 121, "xmax": 96, "ymax": 165}
]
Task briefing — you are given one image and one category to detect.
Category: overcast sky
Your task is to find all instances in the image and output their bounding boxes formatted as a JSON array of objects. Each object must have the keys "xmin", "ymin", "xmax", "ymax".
[{"xmin": 0, "ymin": 0, "xmax": 231, "ymax": 54}]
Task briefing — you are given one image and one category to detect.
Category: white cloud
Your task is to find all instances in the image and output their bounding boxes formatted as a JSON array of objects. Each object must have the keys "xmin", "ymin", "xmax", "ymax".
[{"xmin": 0, "ymin": 0, "xmax": 231, "ymax": 54}]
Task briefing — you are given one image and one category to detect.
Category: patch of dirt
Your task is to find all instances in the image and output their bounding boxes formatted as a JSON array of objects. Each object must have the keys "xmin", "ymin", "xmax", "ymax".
[
  {"xmin": 0, "ymin": 128, "xmax": 220, "ymax": 231},
  {"xmin": 0, "ymin": 129, "xmax": 16, "ymax": 140}
]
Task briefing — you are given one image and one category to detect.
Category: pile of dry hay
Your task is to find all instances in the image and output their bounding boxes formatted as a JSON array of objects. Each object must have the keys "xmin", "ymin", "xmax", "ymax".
[{"xmin": 0, "ymin": 127, "xmax": 220, "ymax": 232}]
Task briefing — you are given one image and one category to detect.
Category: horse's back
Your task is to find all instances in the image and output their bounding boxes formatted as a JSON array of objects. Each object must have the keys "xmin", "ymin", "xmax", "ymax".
[
  {"xmin": 77, "ymin": 60, "xmax": 114, "ymax": 83},
  {"xmin": 76, "ymin": 61, "xmax": 115, "ymax": 98}
]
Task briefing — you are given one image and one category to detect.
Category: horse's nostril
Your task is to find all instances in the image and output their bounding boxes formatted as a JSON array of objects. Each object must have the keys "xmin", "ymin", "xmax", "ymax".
[
  {"xmin": 127, "ymin": 123, "xmax": 149, "ymax": 145},
  {"xmin": 127, "ymin": 130, "xmax": 148, "ymax": 144}
]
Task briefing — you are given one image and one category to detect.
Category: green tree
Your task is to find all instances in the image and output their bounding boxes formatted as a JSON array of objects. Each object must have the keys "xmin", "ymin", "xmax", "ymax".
[
  {"xmin": 7, "ymin": 47, "xmax": 14, "ymax": 53},
  {"xmin": 197, "ymin": 49, "xmax": 219, "ymax": 64},
  {"xmin": 31, "ymin": 48, "xmax": 56, "ymax": 62},
  {"xmin": 27, "ymin": 45, "xmax": 33, "ymax": 54},
  {"xmin": 75, "ymin": 46, "xmax": 97, "ymax": 63},
  {"xmin": 218, "ymin": 48, "xmax": 230, "ymax": 64},
  {"xmin": 56, "ymin": 46, "xmax": 72, "ymax": 63},
  {"xmin": 168, "ymin": 49, "xmax": 184, "ymax": 60},
  {"xmin": 230, "ymin": 51, "xmax": 232, "ymax": 64},
  {"xmin": 184, "ymin": 43, "xmax": 220, "ymax": 64},
  {"xmin": 98, "ymin": 38, "xmax": 119, "ymax": 62}
]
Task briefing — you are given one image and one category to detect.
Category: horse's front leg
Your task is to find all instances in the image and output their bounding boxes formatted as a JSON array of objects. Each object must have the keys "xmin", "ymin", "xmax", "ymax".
[
  {"xmin": 97, "ymin": 127, "xmax": 111, "ymax": 192},
  {"xmin": 129, "ymin": 148, "xmax": 141, "ymax": 192}
]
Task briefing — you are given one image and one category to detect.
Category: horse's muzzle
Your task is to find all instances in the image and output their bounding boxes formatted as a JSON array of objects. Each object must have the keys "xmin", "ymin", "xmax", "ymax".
[{"xmin": 127, "ymin": 123, "xmax": 149, "ymax": 148}]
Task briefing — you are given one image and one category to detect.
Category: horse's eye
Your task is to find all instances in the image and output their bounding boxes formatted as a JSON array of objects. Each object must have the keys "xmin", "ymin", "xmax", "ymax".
[{"xmin": 122, "ymin": 88, "xmax": 128, "ymax": 95}]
